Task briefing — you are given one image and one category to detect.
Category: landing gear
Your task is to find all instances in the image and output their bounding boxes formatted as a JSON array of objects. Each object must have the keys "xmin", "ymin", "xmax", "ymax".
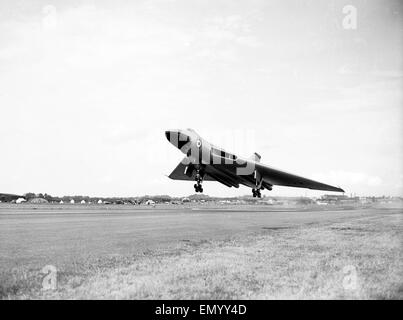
[
  {"xmin": 194, "ymin": 170, "xmax": 204, "ymax": 193},
  {"xmin": 252, "ymin": 169, "xmax": 262, "ymax": 198},
  {"xmin": 252, "ymin": 188, "xmax": 262, "ymax": 198},
  {"xmin": 194, "ymin": 184, "xmax": 203, "ymax": 193}
]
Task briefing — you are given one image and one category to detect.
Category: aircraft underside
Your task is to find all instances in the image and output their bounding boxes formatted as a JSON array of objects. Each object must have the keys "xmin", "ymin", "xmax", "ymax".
[
  {"xmin": 166, "ymin": 129, "xmax": 344, "ymax": 197},
  {"xmin": 187, "ymin": 163, "xmax": 271, "ymax": 198}
]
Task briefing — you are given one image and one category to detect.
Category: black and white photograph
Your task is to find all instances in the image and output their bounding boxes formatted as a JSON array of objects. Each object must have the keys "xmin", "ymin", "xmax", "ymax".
[{"xmin": 0, "ymin": 0, "xmax": 402, "ymax": 304}]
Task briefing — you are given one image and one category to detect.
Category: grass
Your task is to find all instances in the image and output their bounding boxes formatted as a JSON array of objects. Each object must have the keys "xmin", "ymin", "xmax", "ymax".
[{"xmin": 1, "ymin": 211, "xmax": 401, "ymax": 299}]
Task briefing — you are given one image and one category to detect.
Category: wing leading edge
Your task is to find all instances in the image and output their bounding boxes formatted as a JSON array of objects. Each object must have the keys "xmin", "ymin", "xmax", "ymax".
[
  {"xmin": 168, "ymin": 158, "xmax": 214, "ymax": 181},
  {"xmin": 168, "ymin": 158, "xmax": 238, "ymax": 187},
  {"xmin": 168, "ymin": 158, "xmax": 344, "ymax": 193}
]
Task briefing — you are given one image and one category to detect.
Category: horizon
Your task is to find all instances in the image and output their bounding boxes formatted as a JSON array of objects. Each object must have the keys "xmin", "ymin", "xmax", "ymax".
[{"xmin": 2, "ymin": 190, "xmax": 401, "ymax": 200}]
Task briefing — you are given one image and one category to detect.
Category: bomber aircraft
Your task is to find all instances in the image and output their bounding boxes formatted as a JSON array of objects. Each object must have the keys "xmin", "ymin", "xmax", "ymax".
[{"xmin": 166, "ymin": 129, "xmax": 344, "ymax": 197}]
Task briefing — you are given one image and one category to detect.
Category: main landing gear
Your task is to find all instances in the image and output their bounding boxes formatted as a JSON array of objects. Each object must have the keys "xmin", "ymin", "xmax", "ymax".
[
  {"xmin": 252, "ymin": 188, "xmax": 262, "ymax": 198},
  {"xmin": 194, "ymin": 171, "xmax": 204, "ymax": 193},
  {"xmin": 252, "ymin": 169, "xmax": 262, "ymax": 198}
]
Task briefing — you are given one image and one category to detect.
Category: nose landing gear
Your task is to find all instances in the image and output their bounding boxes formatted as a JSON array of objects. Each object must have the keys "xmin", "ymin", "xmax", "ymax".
[
  {"xmin": 252, "ymin": 188, "xmax": 262, "ymax": 198},
  {"xmin": 194, "ymin": 170, "xmax": 204, "ymax": 193},
  {"xmin": 194, "ymin": 183, "xmax": 203, "ymax": 193},
  {"xmin": 252, "ymin": 169, "xmax": 262, "ymax": 198}
]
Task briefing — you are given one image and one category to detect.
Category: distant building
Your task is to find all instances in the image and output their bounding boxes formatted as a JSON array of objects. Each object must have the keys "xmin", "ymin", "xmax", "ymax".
[
  {"xmin": 29, "ymin": 198, "xmax": 49, "ymax": 204},
  {"xmin": 80, "ymin": 200, "xmax": 86, "ymax": 204},
  {"xmin": 145, "ymin": 200, "xmax": 155, "ymax": 205},
  {"xmin": 70, "ymin": 199, "xmax": 75, "ymax": 204},
  {"xmin": 318, "ymin": 194, "xmax": 359, "ymax": 205},
  {"xmin": 59, "ymin": 200, "xmax": 64, "ymax": 204},
  {"xmin": 16, "ymin": 198, "xmax": 26, "ymax": 204},
  {"xmin": 319, "ymin": 194, "xmax": 348, "ymax": 204},
  {"xmin": 181, "ymin": 198, "xmax": 190, "ymax": 203},
  {"xmin": 97, "ymin": 199, "xmax": 103, "ymax": 204}
]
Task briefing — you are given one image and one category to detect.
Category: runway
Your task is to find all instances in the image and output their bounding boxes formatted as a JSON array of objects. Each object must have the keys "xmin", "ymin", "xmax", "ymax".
[{"xmin": 0, "ymin": 204, "xmax": 398, "ymax": 271}]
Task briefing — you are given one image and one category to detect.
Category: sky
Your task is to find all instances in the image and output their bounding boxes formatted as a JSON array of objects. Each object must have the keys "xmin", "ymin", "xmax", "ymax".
[{"xmin": 0, "ymin": 0, "xmax": 402, "ymax": 197}]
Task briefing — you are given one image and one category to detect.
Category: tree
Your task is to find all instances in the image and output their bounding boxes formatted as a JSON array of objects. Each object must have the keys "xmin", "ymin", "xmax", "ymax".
[{"xmin": 23, "ymin": 193, "xmax": 36, "ymax": 200}]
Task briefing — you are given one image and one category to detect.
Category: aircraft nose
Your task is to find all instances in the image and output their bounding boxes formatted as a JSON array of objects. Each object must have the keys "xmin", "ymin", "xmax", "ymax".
[
  {"xmin": 165, "ymin": 130, "xmax": 191, "ymax": 150},
  {"xmin": 165, "ymin": 130, "xmax": 179, "ymax": 141}
]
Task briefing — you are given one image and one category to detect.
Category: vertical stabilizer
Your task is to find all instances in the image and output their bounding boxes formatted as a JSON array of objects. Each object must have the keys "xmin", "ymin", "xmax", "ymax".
[{"xmin": 249, "ymin": 152, "xmax": 261, "ymax": 162}]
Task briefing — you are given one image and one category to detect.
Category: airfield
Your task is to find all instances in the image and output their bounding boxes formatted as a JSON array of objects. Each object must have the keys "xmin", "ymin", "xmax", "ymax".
[{"xmin": 0, "ymin": 202, "xmax": 402, "ymax": 299}]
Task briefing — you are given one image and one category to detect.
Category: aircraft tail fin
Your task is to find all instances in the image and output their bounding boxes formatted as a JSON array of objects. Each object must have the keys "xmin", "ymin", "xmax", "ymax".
[{"xmin": 249, "ymin": 152, "xmax": 261, "ymax": 162}]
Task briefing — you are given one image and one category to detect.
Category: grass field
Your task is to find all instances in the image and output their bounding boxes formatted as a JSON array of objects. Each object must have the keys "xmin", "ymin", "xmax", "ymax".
[{"xmin": 0, "ymin": 205, "xmax": 402, "ymax": 299}]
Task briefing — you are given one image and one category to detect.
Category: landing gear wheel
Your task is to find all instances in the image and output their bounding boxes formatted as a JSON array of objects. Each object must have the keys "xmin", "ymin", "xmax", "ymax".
[
  {"xmin": 194, "ymin": 184, "xmax": 203, "ymax": 193},
  {"xmin": 252, "ymin": 189, "xmax": 262, "ymax": 198},
  {"xmin": 194, "ymin": 169, "xmax": 204, "ymax": 193}
]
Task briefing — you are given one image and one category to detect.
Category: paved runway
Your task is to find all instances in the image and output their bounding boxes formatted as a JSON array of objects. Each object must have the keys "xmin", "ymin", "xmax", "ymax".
[{"xmin": 0, "ymin": 204, "xmax": 400, "ymax": 270}]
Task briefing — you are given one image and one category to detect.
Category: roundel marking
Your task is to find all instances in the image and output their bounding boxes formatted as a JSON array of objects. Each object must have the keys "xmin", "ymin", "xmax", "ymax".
[{"xmin": 196, "ymin": 139, "xmax": 202, "ymax": 148}]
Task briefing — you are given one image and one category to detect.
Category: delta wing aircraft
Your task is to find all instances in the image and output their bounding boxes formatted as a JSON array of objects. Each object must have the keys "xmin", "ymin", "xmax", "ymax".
[{"xmin": 166, "ymin": 129, "xmax": 344, "ymax": 197}]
